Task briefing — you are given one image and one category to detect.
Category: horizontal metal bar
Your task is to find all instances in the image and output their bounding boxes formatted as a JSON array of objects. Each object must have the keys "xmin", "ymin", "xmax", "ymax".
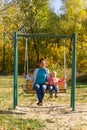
[{"xmin": 17, "ymin": 33, "xmax": 73, "ymax": 38}]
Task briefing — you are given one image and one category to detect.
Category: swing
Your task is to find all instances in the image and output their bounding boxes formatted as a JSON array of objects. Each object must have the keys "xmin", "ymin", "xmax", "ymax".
[{"xmin": 23, "ymin": 38, "xmax": 67, "ymax": 94}]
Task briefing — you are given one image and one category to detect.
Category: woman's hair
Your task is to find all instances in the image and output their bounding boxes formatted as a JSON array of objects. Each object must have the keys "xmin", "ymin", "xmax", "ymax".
[{"xmin": 39, "ymin": 58, "xmax": 46, "ymax": 64}]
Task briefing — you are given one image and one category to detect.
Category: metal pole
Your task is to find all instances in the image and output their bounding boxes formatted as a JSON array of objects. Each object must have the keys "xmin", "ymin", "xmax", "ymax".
[
  {"xmin": 72, "ymin": 33, "xmax": 77, "ymax": 111},
  {"xmin": 14, "ymin": 32, "xmax": 18, "ymax": 109},
  {"xmin": 71, "ymin": 38, "xmax": 73, "ymax": 108},
  {"xmin": 64, "ymin": 39, "xmax": 67, "ymax": 89},
  {"xmin": 26, "ymin": 38, "xmax": 28, "ymax": 75}
]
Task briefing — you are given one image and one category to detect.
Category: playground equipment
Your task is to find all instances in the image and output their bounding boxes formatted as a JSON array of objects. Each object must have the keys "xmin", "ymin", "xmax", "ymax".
[
  {"xmin": 23, "ymin": 38, "xmax": 67, "ymax": 93},
  {"xmin": 14, "ymin": 33, "xmax": 77, "ymax": 111}
]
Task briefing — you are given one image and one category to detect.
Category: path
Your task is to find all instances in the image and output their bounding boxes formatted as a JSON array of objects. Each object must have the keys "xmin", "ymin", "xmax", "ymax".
[{"xmin": 13, "ymin": 101, "xmax": 87, "ymax": 130}]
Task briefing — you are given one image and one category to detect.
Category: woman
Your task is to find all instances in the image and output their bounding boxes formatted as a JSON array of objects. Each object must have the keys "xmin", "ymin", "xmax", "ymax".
[{"xmin": 26, "ymin": 58, "xmax": 50, "ymax": 106}]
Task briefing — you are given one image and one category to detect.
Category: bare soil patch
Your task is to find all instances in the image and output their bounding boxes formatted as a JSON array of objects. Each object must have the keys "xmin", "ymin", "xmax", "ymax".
[{"xmin": 13, "ymin": 102, "xmax": 87, "ymax": 130}]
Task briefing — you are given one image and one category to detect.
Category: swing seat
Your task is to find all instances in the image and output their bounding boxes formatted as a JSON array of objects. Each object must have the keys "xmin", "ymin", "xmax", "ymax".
[
  {"xmin": 23, "ymin": 78, "xmax": 67, "ymax": 94},
  {"xmin": 58, "ymin": 78, "xmax": 66, "ymax": 88}
]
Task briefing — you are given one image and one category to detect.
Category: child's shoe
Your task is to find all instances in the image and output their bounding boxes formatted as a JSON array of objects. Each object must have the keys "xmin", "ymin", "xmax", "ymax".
[
  {"xmin": 55, "ymin": 94, "xmax": 58, "ymax": 98},
  {"xmin": 50, "ymin": 94, "xmax": 53, "ymax": 98}
]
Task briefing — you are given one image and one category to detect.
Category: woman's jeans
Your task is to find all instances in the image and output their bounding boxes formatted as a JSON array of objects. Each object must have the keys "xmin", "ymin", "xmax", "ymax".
[
  {"xmin": 35, "ymin": 84, "xmax": 47, "ymax": 102},
  {"xmin": 49, "ymin": 85, "xmax": 59, "ymax": 95}
]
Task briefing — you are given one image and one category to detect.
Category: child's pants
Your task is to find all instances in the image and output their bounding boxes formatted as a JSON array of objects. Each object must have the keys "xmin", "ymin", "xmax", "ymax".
[{"xmin": 49, "ymin": 85, "xmax": 59, "ymax": 95}]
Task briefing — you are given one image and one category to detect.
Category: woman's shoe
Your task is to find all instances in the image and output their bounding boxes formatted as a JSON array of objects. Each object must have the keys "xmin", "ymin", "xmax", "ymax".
[
  {"xmin": 55, "ymin": 94, "xmax": 58, "ymax": 98},
  {"xmin": 37, "ymin": 102, "xmax": 43, "ymax": 106}
]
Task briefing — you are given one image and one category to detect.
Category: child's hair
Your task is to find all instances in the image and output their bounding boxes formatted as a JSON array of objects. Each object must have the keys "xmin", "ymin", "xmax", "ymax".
[
  {"xmin": 51, "ymin": 71, "xmax": 57, "ymax": 77},
  {"xmin": 52, "ymin": 71, "xmax": 57, "ymax": 75}
]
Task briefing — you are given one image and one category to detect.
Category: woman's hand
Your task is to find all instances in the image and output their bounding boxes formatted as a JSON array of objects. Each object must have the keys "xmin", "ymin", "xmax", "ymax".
[{"xmin": 23, "ymin": 73, "xmax": 26, "ymax": 78}]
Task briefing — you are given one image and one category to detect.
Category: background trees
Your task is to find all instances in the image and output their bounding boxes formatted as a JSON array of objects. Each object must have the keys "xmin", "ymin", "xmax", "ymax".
[{"xmin": 0, "ymin": 0, "xmax": 87, "ymax": 76}]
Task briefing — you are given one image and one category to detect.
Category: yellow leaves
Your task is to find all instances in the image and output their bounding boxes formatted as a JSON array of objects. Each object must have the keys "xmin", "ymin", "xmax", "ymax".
[
  {"xmin": 66, "ymin": 0, "xmax": 87, "ymax": 19},
  {"xmin": 79, "ymin": 59, "xmax": 87, "ymax": 73},
  {"xmin": 78, "ymin": 9, "xmax": 87, "ymax": 23},
  {"xmin": 77, "ymin": 38, "xmax": 87, "ymax": 73}
]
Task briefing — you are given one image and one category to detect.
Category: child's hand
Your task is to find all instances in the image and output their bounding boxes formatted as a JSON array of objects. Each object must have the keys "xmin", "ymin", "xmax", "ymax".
[
  {"xmin": 54, "ymin": 82, "xmax": 58, "ymax": 86},
  {"xmin": 45, "ymin": 82, "xmax": 49, "ymax": 85},
  {"xmin": 49, "ymin": 81, "xmax": 53, "ymax": 86}
]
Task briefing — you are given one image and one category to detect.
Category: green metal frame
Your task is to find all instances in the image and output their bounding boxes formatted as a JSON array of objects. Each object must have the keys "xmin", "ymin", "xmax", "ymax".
[{"xmin": 14, "ymin": 32, "xmax": 77, "ymax": 111}]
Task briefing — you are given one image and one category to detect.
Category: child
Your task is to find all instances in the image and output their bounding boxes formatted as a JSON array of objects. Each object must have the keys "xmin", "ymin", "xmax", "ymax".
[{"xmin": 47, "ymin": 71, "xmax": 59, "ymax": 98}]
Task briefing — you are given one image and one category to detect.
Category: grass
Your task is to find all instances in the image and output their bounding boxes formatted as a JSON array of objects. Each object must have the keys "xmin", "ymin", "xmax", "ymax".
[
  {"xmin": 0, "ymin": 115, "xmax": 46, "ymax": 130},
  {"xmin": 70, "ymin": 124, "xmax": 87, "ymax": 130},
  {"xmin": 1, "ymin": 75, "xmax": 87, "ymax": 109},
  {"xmin": 45, "ymin": 118, "xmax": 55, "ymax": 123},
  {"xmin": 0, "ymin": 75, "xmax": 46, "ymax": 130},
  {"xmin": 0, "ymin": 75, "xmax": 87, "ymax": 129}
]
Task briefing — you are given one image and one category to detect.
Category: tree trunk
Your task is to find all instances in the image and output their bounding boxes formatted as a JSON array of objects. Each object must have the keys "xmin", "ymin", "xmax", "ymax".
[
  {"xmin": 30, "ymin": 27, "xmax": 39, "ymax": 63},
  {"xmin": 2, "ymin": 43, "xmax": 5, "ymax": 73},
  {"xmin": 69, "ymin": 38, "xmax": 72, "ymax": 53}
]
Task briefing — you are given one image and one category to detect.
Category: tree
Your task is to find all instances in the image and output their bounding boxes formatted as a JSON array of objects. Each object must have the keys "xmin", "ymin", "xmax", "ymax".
[
  {"xmin": 19, "ymin": 0, "xmax": 50, "ymax": 63},
  {"xmin": 0, "ymin": 0, "xmax": 22, "ymax": 73}
]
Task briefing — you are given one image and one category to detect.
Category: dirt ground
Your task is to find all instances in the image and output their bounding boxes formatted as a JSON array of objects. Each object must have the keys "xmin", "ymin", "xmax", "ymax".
[{"xmin": 13, "ymin": 101, "xmax": 87, "ymax": 130}]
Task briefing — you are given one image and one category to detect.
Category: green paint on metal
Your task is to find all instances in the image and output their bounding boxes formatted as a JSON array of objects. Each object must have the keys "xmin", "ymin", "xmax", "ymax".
[
  {"xmin": 14, "ymin": 32, "xmax": 18, "ymax": 109},
  {"xmin": 18, "ymin": 33, "xmax": 73, "ymax": 38},
  {"xmin": 72, "ymin": 33, "xmax": 77, "ymax": 111},
  {"xmin": 13, "ymin": 32, "xmax": 77, "ymax": 111}
]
